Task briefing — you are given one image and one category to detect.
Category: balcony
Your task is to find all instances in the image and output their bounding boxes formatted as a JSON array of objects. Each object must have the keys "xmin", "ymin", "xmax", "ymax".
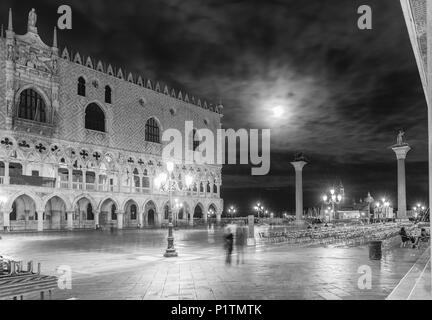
[{"xmin": 9, "ymin": 175, "xmax": 56, "ymax": 188}]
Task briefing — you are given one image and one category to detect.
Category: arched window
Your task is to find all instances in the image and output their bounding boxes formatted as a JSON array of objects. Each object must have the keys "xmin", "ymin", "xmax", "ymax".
[
  {"xmin": 200, "ymin": 182, "xmax": 204, "ymax": 193},
  {"xmin": 213, "ymin": 183, "xmax": 217, "ymax": 194},
  {"xmin": 78, "ymin": 77, "xmax": 86, "ymax": 96},
  {"xmin": 145, "ymin": 118, "xmax": 160, "ymax": 143},
  {"xmin": 87, "ymin": 203, "xmax": 94, "ymax": 220},
  {"xmin": 18, "ymin": 89, "xmax": 47, "ymax": 123},
  {"xmin": 207, "ymin": 182, "xmax": 211, "ymax": 193},
  {"xmin": 111, "ymin": 204, "xmax": 117, "ymax": 220},
  {"xmin": 130, "ymin": 204, "xmax": 137, "ymax": 220},
  {"xmin": 193, "ymin": 129, "xmax": 200, "ymax": 151},
  {"xmin": 85, "ymin": 103, "xmax": 105, "ymax": 132},
  {"xmin": 142, "ymin": 169, "xmax": 150, "ymax": 189},
  {"xmin": 133, "ymin": 168, "xmax": 140, "ymax": 190},
  {"xmin": 164, "ymin": 204, "xmax": 170, "ymax": 220},
  {"xmin": 105, "ymin": 86, "xmax": 112, "ymax": 104}
]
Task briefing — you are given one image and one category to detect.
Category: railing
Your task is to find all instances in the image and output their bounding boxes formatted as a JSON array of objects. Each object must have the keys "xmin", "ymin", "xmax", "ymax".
[
  {"xmin": 72, "ymin": 182, "xmax": 83, "ymax": 190},
  {"xmin": 10, "ymin": 175, "xmax": 56, "ymax": 188},
  {"xmin": 86, "ymin": 183, "xmax": 95, "ymax": 191},
  {"xmin": 60, "ymin": 181, "xmax": 69, "ymax": 189}
]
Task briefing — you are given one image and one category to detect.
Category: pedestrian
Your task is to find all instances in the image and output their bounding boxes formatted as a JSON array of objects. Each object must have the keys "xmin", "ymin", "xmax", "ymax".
[
  {"xmin": 224, "ymin": 227, "xmax": 234, "ymax": 265},
  {"xmin": 236, "ymin": 224, "xmax": 246, "ymax": 265}
]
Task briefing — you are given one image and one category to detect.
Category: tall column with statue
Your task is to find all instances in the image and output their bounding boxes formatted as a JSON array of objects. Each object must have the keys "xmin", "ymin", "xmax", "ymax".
[
  {"xmin": 291, "ymin": 153, "xmax": 308, "ymax": 224},
  {"xmin": 391, "ymin": 130, "xmax": 411, "ymax": 220}
]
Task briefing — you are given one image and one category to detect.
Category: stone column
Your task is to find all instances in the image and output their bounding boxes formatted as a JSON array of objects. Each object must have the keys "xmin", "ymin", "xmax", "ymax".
[
  {"xmin": 66, "ymin": 211, "xmax": 74, "ymax": 230},
  {"xmin": 2, "ymin": 210, "xmax": 10, "ymax": 231},
  {"xmin": 117, "ymin": 211, "xmax": 124, "ymax": 229},
  {"xmin": 94, "ymin": 210, "xmax": 100, "ymax": 229},
  {"xmin": 392, "ymin": 145, "xmax": 411, "ymax": 220},
  {"xmin": 95, "ymin": 172, "xmax": 99, "ymax": 191},
  {"xmin": 68, "ymin": 167, "xmax": 73, "ymax": 189},
  {"xmin": 155, "ymin": 212, "xmax": 162, "ymax": 228},
  {"xmin": 37, "ymin": 210, "xmax": 44, "ymax": 232},
  {"xmin": 4, "ymin": 161, "xmax": 10, "ymax": 185},
  {"xmin": 203, "ymin": 208, "xmax": 208, "ymax": 223},
  {"xmin": 82, "ymin": 170, "xmax": 87, "ymax": 191},
  {"xmin": 216, "ymin": 212, "xmax": 222, "ymax": 223},
  {"xmin": 189, "ymin": 209, "xmax": 194, "ymax": 226},
  {"xmin": 138, "ymin": 210, "xmax": 143, "ymax": 228},
  {"xmin": 291, "ymin": 160, "xmax": 307, "ymax": 223},
  {"xmin": 118, "ymin": 171, "xmax": 122, "ymax": 193}
]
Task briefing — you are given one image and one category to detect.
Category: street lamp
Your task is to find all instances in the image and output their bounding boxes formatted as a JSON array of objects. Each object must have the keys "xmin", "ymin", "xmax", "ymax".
[
  {"xmin": 254, "ymin": 202, "xmax": 264, "ymax": 219},
  {"xmin": 413, "ymin": 203, "xmax": 427, "ymax": 221},
  {"xmin": 322, "ymin": 188, "xmax": 343, "ymax": 222},
  {"xmin": 375, "ymin": 199, "xmax": 391, "ymax": 222},
  {"xmin": 155, "ymin": 161, "xmax": 178, "ymax": 257},
  {"xmin": 228, "ymin": 206, "xmax": 237, "ymax": 218}
]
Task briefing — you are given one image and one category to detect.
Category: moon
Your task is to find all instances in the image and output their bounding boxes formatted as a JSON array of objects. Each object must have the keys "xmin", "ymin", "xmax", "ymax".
[{"xmin": 272, "ymin": 105, "xmax": 285, "ymax": 118}]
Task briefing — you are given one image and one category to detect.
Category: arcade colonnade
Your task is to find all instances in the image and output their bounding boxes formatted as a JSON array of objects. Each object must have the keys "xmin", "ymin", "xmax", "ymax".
[{"xmin": 0, "ymin": 191, "xmax": 222, "ymax": 232}]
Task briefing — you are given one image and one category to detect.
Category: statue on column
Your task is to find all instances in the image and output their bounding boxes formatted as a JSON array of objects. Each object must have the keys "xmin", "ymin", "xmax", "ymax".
[{"xmin": 396, "ymin": 130, "xmax": 405, "ymax": 146}]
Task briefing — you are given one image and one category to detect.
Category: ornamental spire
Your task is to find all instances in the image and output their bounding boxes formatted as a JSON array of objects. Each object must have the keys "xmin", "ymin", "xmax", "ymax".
[
  {"xmin": 53, "ymin": 26, "xmax": 58, "ymax": 48},
  {"xmin": 8, "ymin": 8, "xmax": 13, "ymax": 31}
]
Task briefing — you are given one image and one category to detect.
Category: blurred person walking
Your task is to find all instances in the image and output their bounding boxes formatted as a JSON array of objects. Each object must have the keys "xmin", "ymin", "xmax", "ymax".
[
  {"xmin": 236, "ymin": 224, "xmax": 247, "ymax": 265},
  {"xmin": 224, "ymin": 227, "xmax": 234, "ymax": 265}
]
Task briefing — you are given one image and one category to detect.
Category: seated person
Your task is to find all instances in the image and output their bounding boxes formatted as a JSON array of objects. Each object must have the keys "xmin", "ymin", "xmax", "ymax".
[
  {"xmin": 413, "ymin": 228, "xmax": 429, "ymax": 248},
  {"xmin": 399, "ymin": 227, "xmax": 413, "ymax": 247}
]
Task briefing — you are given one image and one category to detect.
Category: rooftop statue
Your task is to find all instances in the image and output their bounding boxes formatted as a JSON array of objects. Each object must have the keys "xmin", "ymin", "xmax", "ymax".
[{"xmin": 28, "ymin": 8, "xmax": 37, "ymax": 31}]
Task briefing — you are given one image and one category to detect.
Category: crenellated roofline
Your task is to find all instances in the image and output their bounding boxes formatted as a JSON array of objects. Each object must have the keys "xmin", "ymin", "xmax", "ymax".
[{"xmin": 60, "ymin": 47, "xmax": 224, "ymax": 116}]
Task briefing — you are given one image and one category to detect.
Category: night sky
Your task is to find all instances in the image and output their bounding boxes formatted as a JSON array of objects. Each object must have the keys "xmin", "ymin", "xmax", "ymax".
[{"xmin": 1, "ymin": 0, "xmax": 429, "ymax": 215}]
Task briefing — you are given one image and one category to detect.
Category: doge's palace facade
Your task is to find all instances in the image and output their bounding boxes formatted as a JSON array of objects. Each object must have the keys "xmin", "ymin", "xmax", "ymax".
[{"xmin": 0, "ymin": 9, "xmax": 223, "ymax": 232}]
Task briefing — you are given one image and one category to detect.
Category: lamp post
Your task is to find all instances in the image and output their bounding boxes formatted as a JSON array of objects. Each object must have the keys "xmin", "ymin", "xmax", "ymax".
[
  {"xmin": 375, "ymin": 198, "xmax": 391, "ymax": 222},
  {"xmin": 322, "ymin": 188, "xmax": 343, "ymax": 222},
  {"xmin": 413, "ymin": 203, "xmax": 427, "ymax": 221},
  {"xmin": 228, "ymin": 206, "xmax": 237, "ymax": 219},
  {"xmin": 253, "ymin": 202, "xmax": 264, "ymax": 220},
  {"xmin": 155, "ymin": 161, "xmax": 178, "ymax": 258}
]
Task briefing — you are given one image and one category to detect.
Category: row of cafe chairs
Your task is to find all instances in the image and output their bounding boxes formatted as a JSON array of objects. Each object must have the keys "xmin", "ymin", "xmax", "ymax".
[
  {"xmin": 258, "ymin": 223, "xmax": 404, "ymax": 246},
  {"xmin": 0, "ymin": 257, "xmax": 58, "ymax": 300}
]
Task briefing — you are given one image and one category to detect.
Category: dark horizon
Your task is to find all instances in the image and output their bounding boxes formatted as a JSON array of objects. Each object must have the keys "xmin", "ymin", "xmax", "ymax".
[{"xmin": 1, "ymin": 0, "xmax": 428, "ymax": 213}]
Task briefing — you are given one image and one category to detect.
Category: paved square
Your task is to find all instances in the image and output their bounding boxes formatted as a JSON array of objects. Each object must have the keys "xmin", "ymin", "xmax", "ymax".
[{"xmin": 0, "ymin": 227, "xmax": 427, "ymax": 300}]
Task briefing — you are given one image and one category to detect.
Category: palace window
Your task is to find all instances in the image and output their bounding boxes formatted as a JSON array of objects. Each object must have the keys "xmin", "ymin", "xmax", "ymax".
[
  {"xmin": 105, "ymin": 86, "xmax": 112, "ymax": 104},
  {"xmin": 142, "ymin": 170, "xmax": 150, "ymax": 188},
  {"xmin": 145, "ymin": 118, "xmax": 160, "ymax": 143},
  {"xmin": 18, "ymin": 89, "xmax": 47, "ymax": 123},
  {"xmin": 78, "ymin": 77, "xmax": 86, "ymax": 96},
  {"xmin": 85, "ymin": 103, "xmax": 105, "ymax": 132}
]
